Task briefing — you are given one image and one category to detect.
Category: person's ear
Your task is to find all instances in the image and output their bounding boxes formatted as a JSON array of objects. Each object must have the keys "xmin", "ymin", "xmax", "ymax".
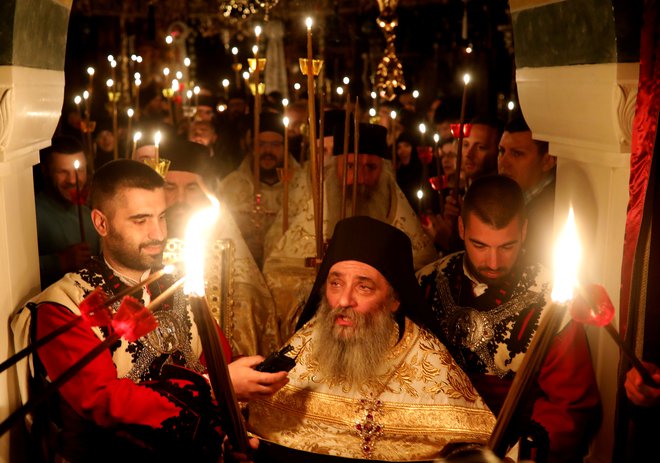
[
  {"xmin": 389, "ymin": 299, "xmax": 401, "ymax": 313},
  {"xmin": 91, "ymin": 209, "xmax": 109, "ymax": 237},
  {"xmin": 542, "ymin": 154, "xmax": 557, "ymax": 173}
]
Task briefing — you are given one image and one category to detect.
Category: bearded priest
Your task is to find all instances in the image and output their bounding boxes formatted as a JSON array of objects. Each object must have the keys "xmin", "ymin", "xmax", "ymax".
[{"xmin": 248, "ymin": 216, "xmax": 495, "ymax": 461}]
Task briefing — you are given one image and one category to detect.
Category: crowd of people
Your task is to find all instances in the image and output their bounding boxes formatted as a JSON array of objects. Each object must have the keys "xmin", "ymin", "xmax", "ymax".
[{"xmin": 13, "ymin": 63, "xmax": 659, "ymax": 463}]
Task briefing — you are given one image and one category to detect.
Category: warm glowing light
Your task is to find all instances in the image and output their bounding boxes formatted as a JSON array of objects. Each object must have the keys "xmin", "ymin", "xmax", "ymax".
[
  {"xmin": 305, "ymin": 17, "xmax": 313, "ymax": 30},
  {"xmin": 106, "ymin": 79, "xmax": 114, "ymax": 88},
  {"xmin": 282, "ymin": 98, "xmax": 289, "ymax": 107},
  {"xmin": 111, "ymin": 60, "xmax": 117, "ymax": 69},
  {"xmin": 133, "ymin": 131, "xmax": 142, "ymax": 143},
  {"xmin": 242, "ymin": 71, "xmax": 250, "ymax": 80},
  {"xmin": 131, "ymin": 54, "xmax": 137, "ymax": 61},
  {"xmin": 136, "ymin": 56, "xmax": 143, "ymax": 63},
  {"xmin": 74, "ymin": 160, "xmax": 80, "ymax": 170},
  {"xmin": 163, "ymin": 67, "xmax": 170, "ymax": 77},
  {"xmin": 165, "ymin": 35, "xmax": 173, "ymax": 45},
  {"xmin": 390, "ymin": 110, "xmax": 397, "ymax": 120},
  {"xmin": 184, "ymin": 57, "xmax": 191, "ymax": 67},
  {"xmin": 107, "ymin": 55, "xmax": 114, "ymax": 62},
  {"xmin": 336, "ymin": 86, "xmax": 344, "ymax": 96},
  {"xmin": 412, "ymin": 90, "xmax": 420, "ymax": 99},
  {"xmin": 283, "ymin": 116, "xmax": 290, "ymax": 127},
  {"xmin": 127, "ymin": 108, "xmax": 134, "ymax": 118},
  {"xmin": 154, "ymin": 131, "xmax": 162, "ymax": 147},
  {"xmin": 294, "ymin": 83, "xmax": 301, "ymax": 91},
  {"xmin": 466, "ymin": 45, "xmax": 473, "ymax": 54},
  {"xmin": 163, "ymin": 264, "xmax": 175, "ymax": 274},
  {"xmin": 134, "ymin": 72, "xmax": 141, "ymax": 80},
  {"xmin": 507, "ymin": 101, "xmax": 515, "ymax": 111},
  {"xmin": 186, "ymin": 90, "xmax": 193, "ymax": 99},
  {"xmin": 171, "ymin": 79, "xmax": 179, "ymax": 91},
  {"xmin": 369, "ymin": 108, "xmax": 376, "ymax": 117},
  {"xmin": 217, "ymin": 104, "xmax": 226, "ymax": 112},
  {"xmin": 418, "ymin": 123, "xmax": 427, "ymax": 134},
  {"xmin": 135, "ymin": 79, "xmax": 141, "ymax": 87},
  {"xmin": 222, "ymin": 78, "xmax": 230, "ymax": 88},
  {"xmin": 433, "ymin": 133, "xmax": 440, "ymax": 143},
  {"xmin": 231, "ymin": 47, "xmax": 239, "ymax": 56},
  {"xmin": 416, "ymin": 189, "xmax": 424, "ymax": 199},
  {"xmin": 83, "ymin": 91, "xmax": 89, "ymax": 99},
  {"xmin": 342, "ymin": 76, "xmax": 350, "ymax": 85},
  {"xmin": 176, "ymin": 71, "xmax": 183, "ymax": 80},
  {"xmin": 551, "ymin": 207, "xmax": 581, "ymax": 303},
  {"xmin": 183, "ymin": 196, "xmax": 221, "ymax": 296},
  {"xmin": 193, "ymin": 86, "xmax": 201, "ymax": 95},
  {"xmin": 255, "ymin": 25, "xmax": 262, "ymax": 37},
  {"xmin": 87, "ymin": 67, "xmax": 95, "ymax": 76},
  {"xmin": 252, "ymin": 45, "xmax": 259, "ymax": 55},
  {"xmin": 463, "ymin": 73, "xmax": 471, "ymax": 85},
  {"xmin": 371, "ymin": 91, "xmax": 377, "ymax": 99},
  {"xmin": 74, "ymin": 95, "xmax": 82, "ymax": 105}
]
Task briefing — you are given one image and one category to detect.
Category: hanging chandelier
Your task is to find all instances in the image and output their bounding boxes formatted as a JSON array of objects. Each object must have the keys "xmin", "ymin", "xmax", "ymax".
[{"xmin": 375, "ymin": 0, "xmax": 406, "ymax": 102}]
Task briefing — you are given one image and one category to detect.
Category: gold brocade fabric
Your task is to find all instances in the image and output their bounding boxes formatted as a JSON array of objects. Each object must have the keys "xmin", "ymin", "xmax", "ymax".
[{"xmin": 248, "ymin": 318, "xmax": 496, "ymax": 461}]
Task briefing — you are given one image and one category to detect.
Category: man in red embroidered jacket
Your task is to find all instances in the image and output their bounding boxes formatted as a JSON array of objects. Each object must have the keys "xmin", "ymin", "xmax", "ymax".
[
  {"xmin": 12, "ymin": 160, "xmax": 288, "ymax": 462},
  {"xmin": 418, "ymin": 175, "xmax": 601, "ymax": 463}
]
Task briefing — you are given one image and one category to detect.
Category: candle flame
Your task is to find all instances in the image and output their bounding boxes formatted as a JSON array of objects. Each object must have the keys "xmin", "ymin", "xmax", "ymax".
[
  {"xmin": 171, "ymin": 79, "xmax": 179, "ymax": 91},
  {"xmin": 111, "ymin": 60, "xmax": 117, "ymax": 69},
  {"xmin": 433, "ymin": 133, "xmax": 440, "ymax": 143},
  {"xmin": 369, "ymin": 108, "xmax": 376, "ymax": 117},
  {"xmin": 163, "ymin": 264, "xmax": 175, "ymax": 274},
  {"xmin": 163, "ymin": 67, "xmax": 170, "ymax": 77},
  {"xmin": 282, "ymin": 98, "xmax": 289, "ymax": 107},
  {"xmin": 74, "ymin": 95, "xmax": 82, "ymax": 105},
  {"xmin": 134, "ymin": 72, "xmax": 141, "ymax": 80},
  {"xmin": 371, "ymin": 91, "xmax": 377, "ymax": 99},
  {"xmin": 283, "ymin": 116, "xmax": 290, "ymax": 127},
  {"xmin": 73, "ymin": 160, "xmax": 80, "ymax": 170},
  {"xmin": 83, "ymin": 91, "xmax": 89, "ymax": 99},
  {"xmin": 176, "ymin": 71, "xmax": 183, "ymax": 80},
  {"xmin": 336, "ymin": 86, "xmax": 344, "ymax": 96},
  {"xmin": 136, "ymin": 56, "xmax": 143, "ymax": 63},
  {"xmin": 343, "ymin": 76, "xmax": 350, "ymax": 85},
  {"xmin": 231, "ymin": 47, "xmax": 239, "ymax": 56},
  {"xmin": 252, "ymin": 45, "xmax": 259, "ymax": 55},
  {"xmin": 106, "ymin": 79, "xmax": 114, "ymax": 88},
  {"xmin": 107, "ymin": 55, "xmax": 114, "ymax": 62},
  {"xmin": 127, "ymin": 108, "xmax": 134, "ymax": 118},
  {"xmin": 184, "ymin": 57, "xmax": 191, "ymax": 67},
  {"xmin": 222, "ymin": 78, "xmax": 230, "ymax": 87},
  {"xmin": 551, "ymin": 207, "xmax": 581, "ymax": 303},
  {"xmin": 463, "ymin": 73, "xmax": 471, "ymax": 85},
  {"xmin": 87, "ymin": 67, "xmax": 95, "ymax": 76},
  {"xmin": 183, "ymin": 196, "xmax": 221, "ymax": 297},
  {"xmin": 416, "ymin": 189, "xmax": 424, "ymax": 199},
  {"xmin": 154, "ymin": 131, "xmax": 161, "ymax": 147},
  {"xmin": 390, "ymin": 110, "xmax": 397, "ymax": 120},
  {"xmin": 305, "ymin": 17, "xmax": 313, "ymax": 30},
  {"xmin": 412, "ymin": 90, "xmax": 420, "ymax": 98},
  {"xmin": 193, "ymin": 86, "xmax": 200, "ymax": 95},
  {"xmin": 294, "ymin": 83, "xmax": 301, "ymax": 91},
  {"xmin": 255, "ymin": 25, "xmax": 262, "ymax": 37},
  {"xmin": 242, "ymin": 71, "xmax": 250, "ymax": 80},
  {"xmin": 419, "ymin": 123, "xmax": 426, "ymax": 134},
  {"xmin": 133, "ymin": 131, "xmax": 142, "ymax": 142},
  {"xmin": 165, "ymin": 35, "xmax": 173, "ymax": 45},
  {"xmin": 186, "ymin": 90, "xmax": 193, "ymax": 98}
]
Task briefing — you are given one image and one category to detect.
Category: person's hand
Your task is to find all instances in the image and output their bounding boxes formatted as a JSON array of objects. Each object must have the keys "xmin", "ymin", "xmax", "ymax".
[
  {"xmin": 443, "ymin": 196, "xmax": 461, "ymax": 221},
  {"xmin": 223, "ymin": 435, "xmax": 260, "ymax": 462},
  {"xmin": 228, "ymin": 356, "xmax": 289, "ymax": 401},
  {"xmin": 624, "ymin": 361, "xmax": 660, "ymax": 407},
  {"xmin": 58, "ymin": 242, "xmax": 92, "ymax": 272}
]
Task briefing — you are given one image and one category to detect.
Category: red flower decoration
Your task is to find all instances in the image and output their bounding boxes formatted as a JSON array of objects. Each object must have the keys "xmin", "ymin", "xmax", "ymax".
[
  {"xmin": 112, "ymin": 296, "xmax": 158, "ymax": 342},
  {"xmin": 67, "ymin": 187, "xmax": 88, "ymax": 206},
  {"xmin": 416, "ymin": 146, "xmax": 433, "ymax": 165},
  {"xmin": 79, "ymin": 287, "xmax": 113, "ymax": 327},
  {"xmin": 569, "ymin": 284, "xmax": 615, "ymax": 327},
  {"xmin": 450, "ymin": 123, "xmax": 472, "ymax": 138}
]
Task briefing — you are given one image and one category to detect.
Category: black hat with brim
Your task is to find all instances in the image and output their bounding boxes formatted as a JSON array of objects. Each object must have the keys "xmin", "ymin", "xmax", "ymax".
[
  {"xmin": 295, "ymin": 216, "xmax": 431, "ymax": 330},
  {"xmin": 332, "ymin": 123, "xmax": 388, "ymax": 158}
]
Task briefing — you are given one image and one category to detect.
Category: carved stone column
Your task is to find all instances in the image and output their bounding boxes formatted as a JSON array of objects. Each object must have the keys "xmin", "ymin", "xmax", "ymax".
[
  {"xmin": 0, "ymin": 1, "xmax": 71, "ymax": 461},
  {"xmin": 510, "ymin": 1, "xmax": 640, "ymax": 462}
]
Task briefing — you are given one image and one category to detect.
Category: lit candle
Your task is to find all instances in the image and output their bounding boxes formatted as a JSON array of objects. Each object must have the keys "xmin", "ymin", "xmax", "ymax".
[
  {"xmin": 253, "ymin": 25, "xmax": 263, "ymax": 195},
  {"xmin": 416, "ymin": 188, "xmax": 424, "ymax": 214},
  {"xmin": 106, "ymin": 79, "xmax": 119, "ymax": 160},
  {"xmin": 131, "ymin": 131, "xmax": 142, "ymax": 160},
  {"xmin": 390, "ymin": 110, "xmax": 397, "ymax": 166},
  {"xmin": 433, "ymin": 132, "xmax": 441, "ymax": 177},
  {"xmin": 126, "ymin": 108, "xmax": 134, "ymax": 158},
  {"xmin": 74, "ymin": 95, "xmax": 84, "ymax": 146},
  {"xmin": 453, "ymin": 73, "xmax": 471, "ymax": 200},
  {"xmin": 154, "ymin": 131, "xmax": 161, "ymax": 164},
  {"xmin": 283, "ymin": 116, "xmax": 290, "ymax": 233},
  {"xmin": 418, "ymin": 122, "xmax": 427, "ymax": 146},
  {"xmin": 222, "ymin": 78, "xmax": 230, "ymax": 99},
  {"xmin": 73, "ymin": 160, "xmax": 85, "ymax": 243},
  {"xmin": 193, "ymin": 85, "xmax": 200, "ymax": 108}
]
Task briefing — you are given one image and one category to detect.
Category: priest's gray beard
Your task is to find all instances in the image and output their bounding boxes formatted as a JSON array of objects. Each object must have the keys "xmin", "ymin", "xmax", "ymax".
[
  {"xmin": 324, "ymin": 160, "xmax": 393, "ymax": 233},
  {"xmin": 312, "ymin": 294, "xmax": 397, "ymax": 386}
]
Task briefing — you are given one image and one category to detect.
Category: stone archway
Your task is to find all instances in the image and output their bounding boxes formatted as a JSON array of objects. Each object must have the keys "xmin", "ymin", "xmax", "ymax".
[{"xmin": 0, "ymin": 1, "xmax": 72, "ymax": 461}]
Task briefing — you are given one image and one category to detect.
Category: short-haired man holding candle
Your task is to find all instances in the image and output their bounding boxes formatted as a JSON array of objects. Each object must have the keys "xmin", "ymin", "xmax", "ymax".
[
  {"xmin": 418, "ymin": 175, "xmax": 601, "ymax": 463},
  {"xmin": 13, "ymin": 160, "xmax": 288, "ymax": 462}
]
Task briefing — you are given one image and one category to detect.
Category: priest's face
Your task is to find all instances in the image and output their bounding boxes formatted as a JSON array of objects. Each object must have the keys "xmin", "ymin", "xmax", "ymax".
[
  {"xmin": 335, "ymin": 154, "xmax": 384, "ymax": 191},
  {"xmin": 257, "ymin": 131, "xmax": 285, "ymax": 172},
  {"xmin": 315, "ymin": 260, "xmax": 400, "ymax": 384},
  {"xmin": 93, "ymin": 187, "xmax": 167, "ymax": 280},
  {"xmin": 164, "ymin": 170, "xmax": 209, "ymax": 238},
  {"xmin": 459, "ymin": 211, "xmax": 527, "ymax": 286}
]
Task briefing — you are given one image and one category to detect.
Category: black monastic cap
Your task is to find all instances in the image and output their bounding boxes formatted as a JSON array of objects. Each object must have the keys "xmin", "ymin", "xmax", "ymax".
[
  {"xmin": 160, "ymin": 138, "xmax": 210, "ymax": 176},
  {"xmin": 317, "ymin": 109, "xmax": 347, "ymax": 137},
  {"xmin": 260, "ymin": 112, "xmax": 285, "ymax": 136},
  {"xmin": 332, "ymin": 123, "xmax": 388, "ymax": 158},
  {"xmin": 296, "ymin": 216, "xmax": 431, "ymax": 330},
  {"xmin": 197, "ymin": 94, "xmax": 219, "ymax": 109}
]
